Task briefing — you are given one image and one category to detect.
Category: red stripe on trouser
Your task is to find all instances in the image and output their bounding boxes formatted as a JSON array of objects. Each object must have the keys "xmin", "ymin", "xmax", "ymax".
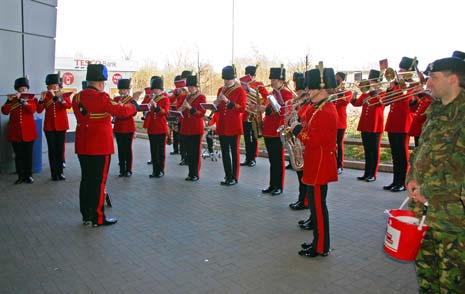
[
  {"xmin": 97, "ymin": 155, "xmax": 110, "ymax": 224},
  {"xmin": 314, "ymin": 185, "xmax": 325, "ymax": 253},
  {"xmin": 280, "ymin": 147, "xmax": 285, "ymax": 189},
  {"xmin": 197, "ymin": 135, "xmax": 202, "ymax": 178},
  {"xmin": 234, "ymin": 135, "xmax": 241, "ymax": 180},
  {"xmin": 129, "ymin": 135, "xmax": 133, "ymax": 172},
  {"xmin": 255, "ymin": 138, "xmax": 259, "ymax": 157}
]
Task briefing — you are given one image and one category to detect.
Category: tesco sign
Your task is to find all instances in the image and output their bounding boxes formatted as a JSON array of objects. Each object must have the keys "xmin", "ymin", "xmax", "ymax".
[{"xmin": 112, "ymin": 73, "xmax": 122, "ymax": 85}]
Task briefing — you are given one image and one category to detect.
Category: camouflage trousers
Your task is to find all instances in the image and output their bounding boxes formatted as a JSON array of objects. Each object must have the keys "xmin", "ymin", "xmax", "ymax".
[{"xmin": 416, "ymin": 228, "xmax": 465, "ymax": 293}]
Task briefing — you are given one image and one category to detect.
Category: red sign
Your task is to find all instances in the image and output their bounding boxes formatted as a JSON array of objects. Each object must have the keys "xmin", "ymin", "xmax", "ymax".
[
  {"xmin": 112, "ymin": 73, "xmax": 122, "ymax": 85},
  {"xmin": 62, "ymin": 72, "xmax": 74, "ymax": 85}
]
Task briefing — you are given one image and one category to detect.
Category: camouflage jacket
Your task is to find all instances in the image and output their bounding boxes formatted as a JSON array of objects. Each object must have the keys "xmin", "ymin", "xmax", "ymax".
[{"xmin": 407, "ymin": 90, "xmax": 465, "ymax": 230}]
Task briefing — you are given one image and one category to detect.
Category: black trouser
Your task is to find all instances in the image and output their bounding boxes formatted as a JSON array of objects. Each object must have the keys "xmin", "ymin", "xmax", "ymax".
[
  {"xmin": 11, "ymin": 141, "xmax": 34, "ymax": 179},
  {"xmin": 296, "ymin": 170, "xmax": 308, "ymax": 204},
  {"xmin": 149, "ymin": 134, "xmax": 166, "ymax": 175},
  {"xmin": 185, "ymin": 134, "xmax": 202, "ymax": 178},
  {"xmin": 78, "ymin": 154, "xmax": 110, "ymax": 224},
  {"xmin": 178, "ymin": 122, "xmax": 187, "ymax": 160},
  {"xmin": 172, "ymin": 127, "xmax": 180, "ymax": 153},
  {"xmin": 308, "ymin": 184, "xmax": 329, "ymax": 254},
  {"xmin": 361, "ymin": 132, "xmax": 381, "ymax": 178},
  {"xmin": 264, "ymin": 137, "xmax": 284, "ymax": 190},
  {"xmin": 206, "ymin": 130, "xmax": 214, "ymax": 154},
  {"xmin": 413, "ymin": 136, "xmax": 419, "ymax": 147},
  {"xmin": 115, "ymin": 132, "xmax": 134, "ymax": 174},
  {"xmin": 336, "ymin": 128, "xmax": 345, "ymax": 169},
  {"xmin": 388, "ymin": 132, "xmax": 408, "ymax": 186},
  {"xmin": 219, "ymin": 135, "xmax": 240, "ymax": 181},
  {"xmin": 242, "ymin": 121, "xmax": 257, "ymax": 162},
  {"xmin": 45, "ymin": 131, "xmax": 66, "ymax": 178}
]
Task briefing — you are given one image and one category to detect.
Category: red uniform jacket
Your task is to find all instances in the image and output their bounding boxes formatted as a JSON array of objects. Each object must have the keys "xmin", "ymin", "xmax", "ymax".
[
  {"xmin": 179, "ymin": 93, "xmax": 207, "ymax": 135},
  {"xmin": 113, "ymin": 95, "xmax": 136, "ymax": 133},
  {"xmin": 215, "ymin": 85, "xmax": 246, "ymax": 136},
  {"xmin": 72, "ymin": 87, "xmax": 136, "ymax": 155},
  {"xmin": 144, "ymin": 93, "xmax": 170, "ymax": 135},
  {"xmin": 262, "ymin": 88, "xmax": 293, "ymax": 138},
  {"xmin": 1, "ymin": 95, "xmax": 38, "ymax": 142},
  {"xmin": 351, "ymin": 92, "xmax": 385, "ymax": 133},
  {"xmin": 334, "ymin": 91, "xmax": 353, "ymax": 129},
  {"xmin": 384, "ymin": 86, "xmax": 413, "ymax": 133},
  {"xmin": 174, "ymin": 91, "xmax": 188, "ymax": 124},
  {"xmin": 37, "ymin": 92, "xmax": 71, "ymax": 131},
  {"xmin": 408, "ymin": 95, "xmax": 433, "ymax": 137},
  {"xmin": 242, "ymin": 81, "xmax": 269, "ymax": 122},
  {"xmin": 297, "ymin": 100, "xmax": 338, "ymax": 185}
]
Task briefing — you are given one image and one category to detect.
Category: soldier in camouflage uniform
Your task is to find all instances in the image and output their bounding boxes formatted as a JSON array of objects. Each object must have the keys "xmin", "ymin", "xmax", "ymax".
[{"xmin": 406, "ymin": 57, "xmax": 465, "ymax": 293}]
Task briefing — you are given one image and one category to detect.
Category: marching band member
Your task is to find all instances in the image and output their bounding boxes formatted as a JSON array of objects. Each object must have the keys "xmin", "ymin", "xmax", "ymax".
[
  {"xmin": 289, "ymin": 74, "xmax": 310, "ymax": 211},
  {"xmin": 1, "ymin": 77, "xmax": 38, "ymax": 184},
  {"xmin": 334, "ymin": 72, "xmax": 353, "ymax": 175},
  {"xmin": 291, "ymin": 65, "xmax": 338, "ymax": 258},
  {"xmin": 113, "ymin": 78, "xmax": 138, "ymax": 177},
  {"xmin": 145, "ymin": 76, "xmax": 170, "ymax": 178},
  {"xmin": 261, "ymin": 66, "xmax": 292, "ymax": 196},
  {"xmin": 179, "ymin": 75, "xmax": 206, "ymax": 181},
  {"xmin": 408, "ymin": 92, "xmax": 433, "ymax": 147},
  {"xmin": 383, "ymin": 57, "xmax": 416, "ymax": 192},
  {"xmin": 214, "ymin": 65, "xmax": 246, "ymax": 186},
  {"xmin": 240, "ymin": 65, "xmax": 268, "ymax": 167},
  {"xmin": 350, "ymin": 70, "xmax": 385, "ymax": 182},
  {"xmin": 177, "ymin": 70, "xmax": 192, "ymax": 165},
  {"xmin": 37, "ymin": 74, "xmax": 72, "ymax": 181},
  {"xmin": 169, "ymin": 75, "xmax": 188, "ymax": 156},
  {"xmin": 73, "ymin": 64, "xmax": 137, "ymax": 227}
]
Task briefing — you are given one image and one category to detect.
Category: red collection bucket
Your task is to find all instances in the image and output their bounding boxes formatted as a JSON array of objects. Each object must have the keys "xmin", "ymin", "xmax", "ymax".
[{"xmin": 383, "ymin": 197, "xmax": 429, "ymax": 261}]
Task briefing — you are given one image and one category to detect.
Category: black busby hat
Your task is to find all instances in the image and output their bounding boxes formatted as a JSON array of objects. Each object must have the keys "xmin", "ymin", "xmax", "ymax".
[
  {"xmin": 174, "ymin": 75, "xmax": 182, "ymax": 81},
  {"xmin": 452, "ymin": 50, "xmax": 465, "ymax": 60},
  {"xmin": 14, "ymin": 77, "xmax": 30, "ymax": 90},
  {"xmin": 45, "ymin": 74, "xmax": 60, "ymax": 85},
  {"xmin": 245, "ymin": 66, "xmax": 257, "ymax": 76},
  {"xmin": 186, "ymin": 75, "xmax": 198, "ymax": 87},
  {"xmin": 426, "ymin": 57, "xmax": 465, "ymax": 76},
  {"xmin": 399, "ymin": 57, "xmax": 418, "ymax": 71},
  {"xmin": 81, "ymin": 81, "xmax": 87, "ymax": 90},
  {"xmin": 222, "ymin": 66, "xmax": 236, "ymax": 80},
  {"xmin": 336, "ymin": 72, "xmax": 347, "ymax": 81},
  {"xmin": 117, "ymin": 78, "xmax": 131, "ymax": 89},
  {"xmin": 269, "ymin": 67, "xmax": 286, "ymax": 80},
  {"xmin": 86, "ymin": 64, "xmax": 108, "ymax": 81},
  {"xmin": 305, "ymin": 68, "xmax": 337, "ymax": 90},
  {"xmin": 368, "ymin": 69, "xmax": 381, "ymax": 80},
  {"xmin": 150, "ymin": 76, "xmax": 164, "ymax": 90},
  {"xmin": 295, "ymin": 76, "xmax": 306, "ymax": 91},
  {"xmin": 181, "ymin": 71, "xmax": 192, "ymax": 79},
  {"xmin": 293, "ymin": 72, "xmax": 304, "ymax": 82}
]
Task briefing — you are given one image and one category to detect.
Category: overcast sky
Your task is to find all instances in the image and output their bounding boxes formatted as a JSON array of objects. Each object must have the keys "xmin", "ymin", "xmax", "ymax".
[{"xmin": 56, "ymin": 0, "xmax": 465, "ymax": 72}]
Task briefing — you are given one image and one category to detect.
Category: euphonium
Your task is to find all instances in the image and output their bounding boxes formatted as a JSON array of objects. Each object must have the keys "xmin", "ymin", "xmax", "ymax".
[{"xmin": 278, "ymin": 108, "xmax": 304, "ymax": 171}]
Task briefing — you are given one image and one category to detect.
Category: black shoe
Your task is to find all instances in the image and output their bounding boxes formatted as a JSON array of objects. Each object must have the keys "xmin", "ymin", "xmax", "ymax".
[
  {"xmin": 298, "ymin": 248, "xmax": 328, "ymax": 258},
  {"xmin": 240, "ymin": 160, "xmax": 250, "ymax": 166},
  {"xmin": 271, "ymin": 188, "xmax": 283, "ymax": 196},
  {"xmin": 14, "ymin": 178, "xmax": 24, "ymax": 184},
  {"xmin": 383, "ymin": 183, "xmax": 395, "ymax": 190},
  {"xmin": 92, "ymin": 217, "xmax": 117, "ymax": 227},
  {"xmin": 170, "ymin": 151, "xmax": 179, "ymax": 155},
  {"xmin": 357, "ymin": 175, "xmax": 368, "ymax": 181},
  {"xmin": 25, "ymin": 176, "xmax": 34, "ymax": 184},
  {"xmin": 154, "ymin": 171, "xmax": 165, "ymax": 178},
  {"xmin": 337, "ymin": 167, "xmax": 343, "ymax": 175},
  {"xmin": 179, "ymin": 160, "xmax": 186, "ymax": 166},
  {"xmin": 125, "ymin": 171, "xmax": 132, "ymax": 177},
  {"xmin": 220, "ymin": 178, "xmax": 237, "ymax": 186},
  {"xmin": 147, "ymin": 160, "xmax": 152, "ymax": 165},
  {"xmin": 286, "ymin": 163, "xmax": 293, "ymax": 170},
  {"xmin": 262, "ymin": 186, "xmax": 274, "ymax": 194},
  {"xmin": 289, "ymin": 201, "xmax": 307, "ymax": 210},
  {"xmin": 62, "ymin": 161, "xmax": 66, "ymax": 168},
  {"xmin": 185, "ymin": 176, "xmax": 199, "ymax": 181},
  {"xmin": 301, "ymin": 242, "xmax": 313, "ymax": 250},
  {"xmin": 391, "ymin": 185, "xmax": 406, "ymax": 192},
  {"xmin": 248, "ymin": 160, "xmax": 256, "ymax": 167},
  {"xmin": 52, "ymin": 175, "xmax": 59, "ymax": 181},
  {"xmin": 118, "ymin": 173, "xmax": 125, "ymax": 177},
  {"xmin": 365, "ymin": 176, "xmax": 376, "ymax": 182},
  {"xmin": 58, "ymin": 174, "xmax": 66, "ymax": 181},
  {"xmin": 300, "ymin": 219, "xmax": 314, "ymax": 230},
  {"xmin": 298, "ymin": 218, "xmax": 310, "ymax": 225},
  {"xmin": 105, "ymin": 192, "xmax": 112, "ymax": 207}
]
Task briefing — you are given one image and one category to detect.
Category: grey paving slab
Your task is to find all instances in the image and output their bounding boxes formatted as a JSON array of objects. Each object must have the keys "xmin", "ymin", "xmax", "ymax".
[{"xmin": 0, "ymin": 138, "xmax": 418, "ymax": 294}]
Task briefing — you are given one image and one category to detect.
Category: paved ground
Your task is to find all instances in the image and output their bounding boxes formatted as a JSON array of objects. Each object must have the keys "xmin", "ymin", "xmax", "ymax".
[{"xmin": 0, "ymin": 138, "xmax": 419, "ymax": 294}]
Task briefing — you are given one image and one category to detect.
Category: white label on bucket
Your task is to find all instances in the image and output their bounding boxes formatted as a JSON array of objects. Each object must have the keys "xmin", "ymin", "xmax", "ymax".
[{"xmin": 385, "ymin": 223, "xmax": 401, "ymax": 252}]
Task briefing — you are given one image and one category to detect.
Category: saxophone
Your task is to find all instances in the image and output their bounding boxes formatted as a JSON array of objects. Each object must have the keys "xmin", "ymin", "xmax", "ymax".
[{"xmin": 278, "ymin": 101, "xmax": 304, "ymax": 171}]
